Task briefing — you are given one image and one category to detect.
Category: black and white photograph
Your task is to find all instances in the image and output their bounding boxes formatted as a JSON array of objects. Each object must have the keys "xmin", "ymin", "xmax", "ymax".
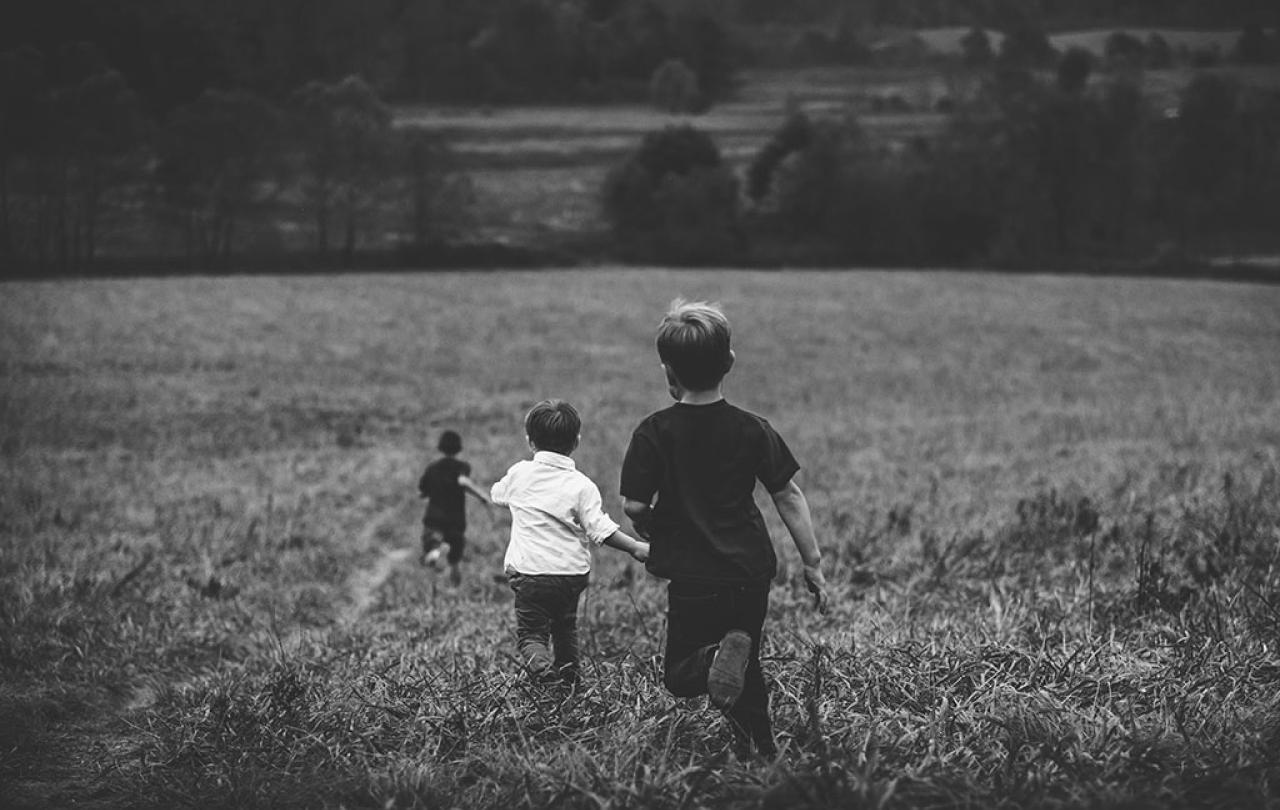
[{"xmin": 2, "ymin": 1, "xmax": 1279, "ymax": 807}]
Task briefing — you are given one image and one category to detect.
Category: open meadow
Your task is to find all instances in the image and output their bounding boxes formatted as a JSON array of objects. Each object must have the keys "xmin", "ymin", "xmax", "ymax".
[{"xmin": 2, "ymin": 269, "xmax": 1280, "ymax": 808}]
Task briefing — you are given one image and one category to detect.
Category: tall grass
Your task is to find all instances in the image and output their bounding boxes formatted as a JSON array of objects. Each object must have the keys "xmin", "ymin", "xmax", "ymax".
[{"xmin": 2, "ymin": 270, "xmax": 1278, "ymax": 808}]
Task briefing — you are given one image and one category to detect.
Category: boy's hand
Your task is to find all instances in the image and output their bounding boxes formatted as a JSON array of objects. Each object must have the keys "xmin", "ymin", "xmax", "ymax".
[
  {"xmin": 631, "ymin": 542, "xmax": 650, "ymax": 563},
  {"xmin": 803, "ymin": 563, "xmax": 829, "ymax": 613}
]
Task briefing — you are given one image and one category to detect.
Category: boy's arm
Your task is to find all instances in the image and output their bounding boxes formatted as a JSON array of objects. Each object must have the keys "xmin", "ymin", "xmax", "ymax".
[
  {"xmin": 622, "ymin": 498, "xmax": 653, "ymax": 540},
  {"xmin": 458, "ymin": 474, "xmax": 493, "ymax": 507},
  {"xmin": 770, "ymin": 478, "xmax": 828, "ymax": 613},
  {"xmin": 602, "ymin": 529, "xmax": 649, "ymax": 562}
]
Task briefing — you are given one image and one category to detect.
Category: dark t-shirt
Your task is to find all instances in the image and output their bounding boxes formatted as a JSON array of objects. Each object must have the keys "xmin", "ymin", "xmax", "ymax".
[
  {"xmin": 419, "ymin": 456, "xmax": 471, "ymax": 532},
  {"xmin": 620, "ymin": 400, "xmax": 800, "ymax": 584}
]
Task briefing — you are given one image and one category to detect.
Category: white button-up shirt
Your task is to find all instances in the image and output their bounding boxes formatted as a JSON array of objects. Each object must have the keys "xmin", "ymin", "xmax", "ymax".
[{"xmin": 492, "ymin": 451, "xmax": 621, "ymax": 576}]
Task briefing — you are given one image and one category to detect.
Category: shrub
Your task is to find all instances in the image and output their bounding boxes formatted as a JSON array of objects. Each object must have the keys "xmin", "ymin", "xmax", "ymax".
[
  {"xmin": 1104, "ymin": 31, "xmax": 1146, "ymax": 70},
  {"xmin": 602, "ymin": 125, "xmax": 740, "ymax": 263},
  {"xmin": 1145, "ymin": 33, "xmax": 1173, "ymax": 69},
  {"xmin": 649, "ymin": 58, "xmax": 702, "ymax": 114},
  {"xmin": 997, "ymin": 14, "xmax": 1056, "ymax": 68},
  {"xmin": 1057, "ymin": 47, "xmax": 1094, "ymax": 94},
  {"xmin": 1233, "ymin": 24, "xmax": 1277, "ymax": 64},
  {"xmin": 747, "ymin": 111, "xmax": 813, "ymax": 202}
]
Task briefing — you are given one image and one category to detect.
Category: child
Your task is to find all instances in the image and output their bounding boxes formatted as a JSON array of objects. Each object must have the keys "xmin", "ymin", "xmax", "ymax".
[
  {"xmin": 620, "ymin": 299, "xmax": 828, "ymax": 758},
  {"xmin": 491, "ymin": 399, "xmax": 649, "ymax": 685},
  {"xmin": 418, "ymin": 429, "xmax": 491, "ymax": 585}
]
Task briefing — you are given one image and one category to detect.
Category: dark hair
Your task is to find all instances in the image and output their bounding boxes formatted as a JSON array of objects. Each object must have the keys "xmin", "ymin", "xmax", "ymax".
[
  {"xmin": 525, "ymin": 400, "xmax": 580, "ymax": 455},
  {"xmin": 656, "ymin": 299, "xmax": 732, "ymax": 391},
  {"xmin": 437, "ymin": 430, "xmax": 462, "ymax": 455}
]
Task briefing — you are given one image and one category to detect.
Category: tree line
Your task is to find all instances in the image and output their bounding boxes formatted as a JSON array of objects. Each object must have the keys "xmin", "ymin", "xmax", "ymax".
[
  {"xmin": 4, "ymin": 0, "xmax": 1275, "ymax": 115},
  {"xmin": 738, "ymin": 0, "xmax": 1277, "ymax": 29},
  {"xmin": 0, "ymin": 0, "xmax": 738, "ymax": 114},
  {"xmin": 1, "ymin": 44, "xmax": 466, "ymax": 274},
  {"xmin": 603, "ymin": 58, "xmax": 1280, "ymax": 269}
]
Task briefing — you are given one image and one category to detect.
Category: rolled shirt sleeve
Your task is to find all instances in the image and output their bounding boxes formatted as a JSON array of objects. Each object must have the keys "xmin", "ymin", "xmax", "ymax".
[
  {"xmin": 576, "ymin": 481, "xmax": 621, "ymax": 545},
  {"xmin": 490, "ymin": 467, "xmax": 514, "ymax": 506}
]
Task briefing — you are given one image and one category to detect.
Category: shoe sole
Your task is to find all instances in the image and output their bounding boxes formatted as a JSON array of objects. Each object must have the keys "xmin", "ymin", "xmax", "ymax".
[{"xmin": 707, "ymin": 630, "xmax": 752, "ymax": 711}]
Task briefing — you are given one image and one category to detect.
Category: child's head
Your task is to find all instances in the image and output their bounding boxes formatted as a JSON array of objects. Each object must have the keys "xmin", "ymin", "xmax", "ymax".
[
  {"xmin": 656, "ymin": 299, "xmax": 734, "ymax": 393},
  {"xmin": 437, "ymin": 430, "xmax": 462, "ymax": 455},
  {"xmin": 525, "ymin": 399, "xmax": 581, "ymax": 455}
]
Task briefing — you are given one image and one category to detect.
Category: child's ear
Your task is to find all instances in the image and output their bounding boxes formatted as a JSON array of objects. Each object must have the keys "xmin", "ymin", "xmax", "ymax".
[
  {"xmin": 526, "ymin": 434, "xmax": 536, "ymax": 452},
  {"xmin": 724, "ymin": 350, "xmax": 735, "ymax": 376}
]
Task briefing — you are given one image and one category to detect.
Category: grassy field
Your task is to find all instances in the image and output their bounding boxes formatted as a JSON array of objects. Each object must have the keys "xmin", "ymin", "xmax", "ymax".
[{"xmin": 2, "ymin": 269, "xmax": 1279, "ymax": 808}]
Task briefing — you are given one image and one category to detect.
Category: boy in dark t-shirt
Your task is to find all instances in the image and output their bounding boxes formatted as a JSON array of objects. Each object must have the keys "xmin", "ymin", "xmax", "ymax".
[
  {"xmin": 419, "ymin": 430, "xmax": 491, "ymax": 584},
  {"xmin": 621, "ymin": 300, "xmax": 828, "ymax": 758}
]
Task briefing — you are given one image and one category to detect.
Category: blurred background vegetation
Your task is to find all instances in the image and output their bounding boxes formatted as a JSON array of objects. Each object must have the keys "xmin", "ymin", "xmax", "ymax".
[{"xmin": 1, "ymin": 0, "xmax": 1278, "ymax": 276}]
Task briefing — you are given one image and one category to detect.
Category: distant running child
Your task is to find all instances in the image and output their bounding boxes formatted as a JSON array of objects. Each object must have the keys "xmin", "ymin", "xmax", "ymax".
[
  {"xmin": 621, "ymin": 299, "xmax": 829, "ymax": 758},
  {"xmin": 491, "ymin": 400, "xmax": 649, "ymax": 685},
  {"xmin": 418, "ymin": 429, "xmax": 491, "ymax": 585}
]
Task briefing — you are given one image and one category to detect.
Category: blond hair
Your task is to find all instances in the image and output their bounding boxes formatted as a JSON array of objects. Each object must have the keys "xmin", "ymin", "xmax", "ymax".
[{"xmin": 656, "ymin": 299, "xmax": 732, "ymax": 390}]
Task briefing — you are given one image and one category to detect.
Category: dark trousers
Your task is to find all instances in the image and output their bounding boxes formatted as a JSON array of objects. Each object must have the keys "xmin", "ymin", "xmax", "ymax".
[
  {"xmin": 508, "ymin": 572, "xmax": 589, "ymax": 683},
  {"xmin": 664, "ymin": 579, "xmax": 774, "ymax": 752}
]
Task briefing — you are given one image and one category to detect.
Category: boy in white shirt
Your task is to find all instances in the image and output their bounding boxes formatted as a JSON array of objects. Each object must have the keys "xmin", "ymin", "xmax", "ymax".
[{"xmin": 491, "ymin": 399, "xmax": 649, "ymax": 685}]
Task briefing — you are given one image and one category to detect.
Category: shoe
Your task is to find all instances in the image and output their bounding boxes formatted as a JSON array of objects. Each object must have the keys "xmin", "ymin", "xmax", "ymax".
[
  {"xmin": 522, "ymin": 641, "xmax": 554, "ymax": 680},
  {"xmin": 707, "ymin": 630, "xmax": 752, "ymax": 711},
  {"xmin": 423, "ymin": 547, "xmax": 443, "ymax": 570}
]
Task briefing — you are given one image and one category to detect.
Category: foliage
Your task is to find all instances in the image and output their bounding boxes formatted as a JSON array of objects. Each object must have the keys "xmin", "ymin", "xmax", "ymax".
[
  {"xmin": 995, "ymin": 6, "xmax": 1057, "ymax": 69},
  {"xmin": 1056, "ymin": 47, "xmax": 1094, "ymax": 94},
  {"xmin": 1104, "ymin": 31, "xmax": 1147, "ymax": 70},
  {"xmin": 737, "ymin": 56, "xmax": 1280, "ymax": 269},
  {"xmin": 290, "ymin": 76, "xmax": 395, "ymax": 261},
  {"xmin": 648, "ymin": 58, "xmax": 702, "ymax": 114},
  {"xmin": 154, "ymin": 89, "xmax": 287, "ymax": 269},
  {"xmin": 746, "ymin": 111, "xmax": 814, "ymax": 203},
  {"xmin": 0, "ymin": 47, "xmax": 146, "ymax": 274},
  {"xmin": 602, "ymin": 125, "xmax": 740, "ymax": 263},
  {"xmin": 1233, "ymin": 24, "xmax": 1279, "ymax": 65},
  {"xmin": 1157, "ymin": 73, "xmax": 1280, "ymax": 241},
  {"xmin": 1144, "ymin": 33, "xmax": 1173, "ymax": 69}
]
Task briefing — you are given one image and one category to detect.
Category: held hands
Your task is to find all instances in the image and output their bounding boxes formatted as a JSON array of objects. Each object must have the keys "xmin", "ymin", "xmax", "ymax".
[
  {"xmin": 631, "ymin": 541, "xmax": 651, "ymax": 563},
  {"xmin": 802, "ymin": 562, "xmax": 829, "ymax": 614}
]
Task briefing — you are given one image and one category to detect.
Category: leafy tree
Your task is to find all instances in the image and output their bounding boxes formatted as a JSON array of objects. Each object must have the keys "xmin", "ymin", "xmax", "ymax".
[
  {"xmin": 0, "ymin": 47, "xmax": 50, "ymax": 268},
  {"xmin": 603, "ymin": 125, "xmax": 739, "ymax": 262},
  {"xmin": 155, "ymin": 89, "xmax": 285, "ymax": 269},
  {"xmin": 995, "ymin": 4, "xmax": 1056, "ymax": 68},
  {"xmin": 1233, "ymin": 24, "xmax": 1276, "ymax": 64},
  {"xmin": 1057, "ymin": 47, "xmax": 1094, "ymax": 94},
  {"xmin": 747, "ymin": 111, "xmax": 813, "ymax": 202},
  {"xmin": 649, "ymin": 58, "xmax": 701, "ymax": 114},
  {"xmin": 47, "ymin": 67, "xmax": 147, "ymax": 268},
  {"xmin": 290, "ymin": 75, "xmax": 394, "ymax": 262},
  {"xmin": 1104, "ymin": 31, "xmax": 1146, "ymax": 70},
  {"xmin": 1144, "ymin": 33, "xmax": 1173, "ymax": 69}
]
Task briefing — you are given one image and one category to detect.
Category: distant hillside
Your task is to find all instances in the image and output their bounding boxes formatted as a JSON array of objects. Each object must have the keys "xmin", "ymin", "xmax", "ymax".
[{"xmin": 911, "ymin": 26, "xmax": 1254, "ymax": 56}]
